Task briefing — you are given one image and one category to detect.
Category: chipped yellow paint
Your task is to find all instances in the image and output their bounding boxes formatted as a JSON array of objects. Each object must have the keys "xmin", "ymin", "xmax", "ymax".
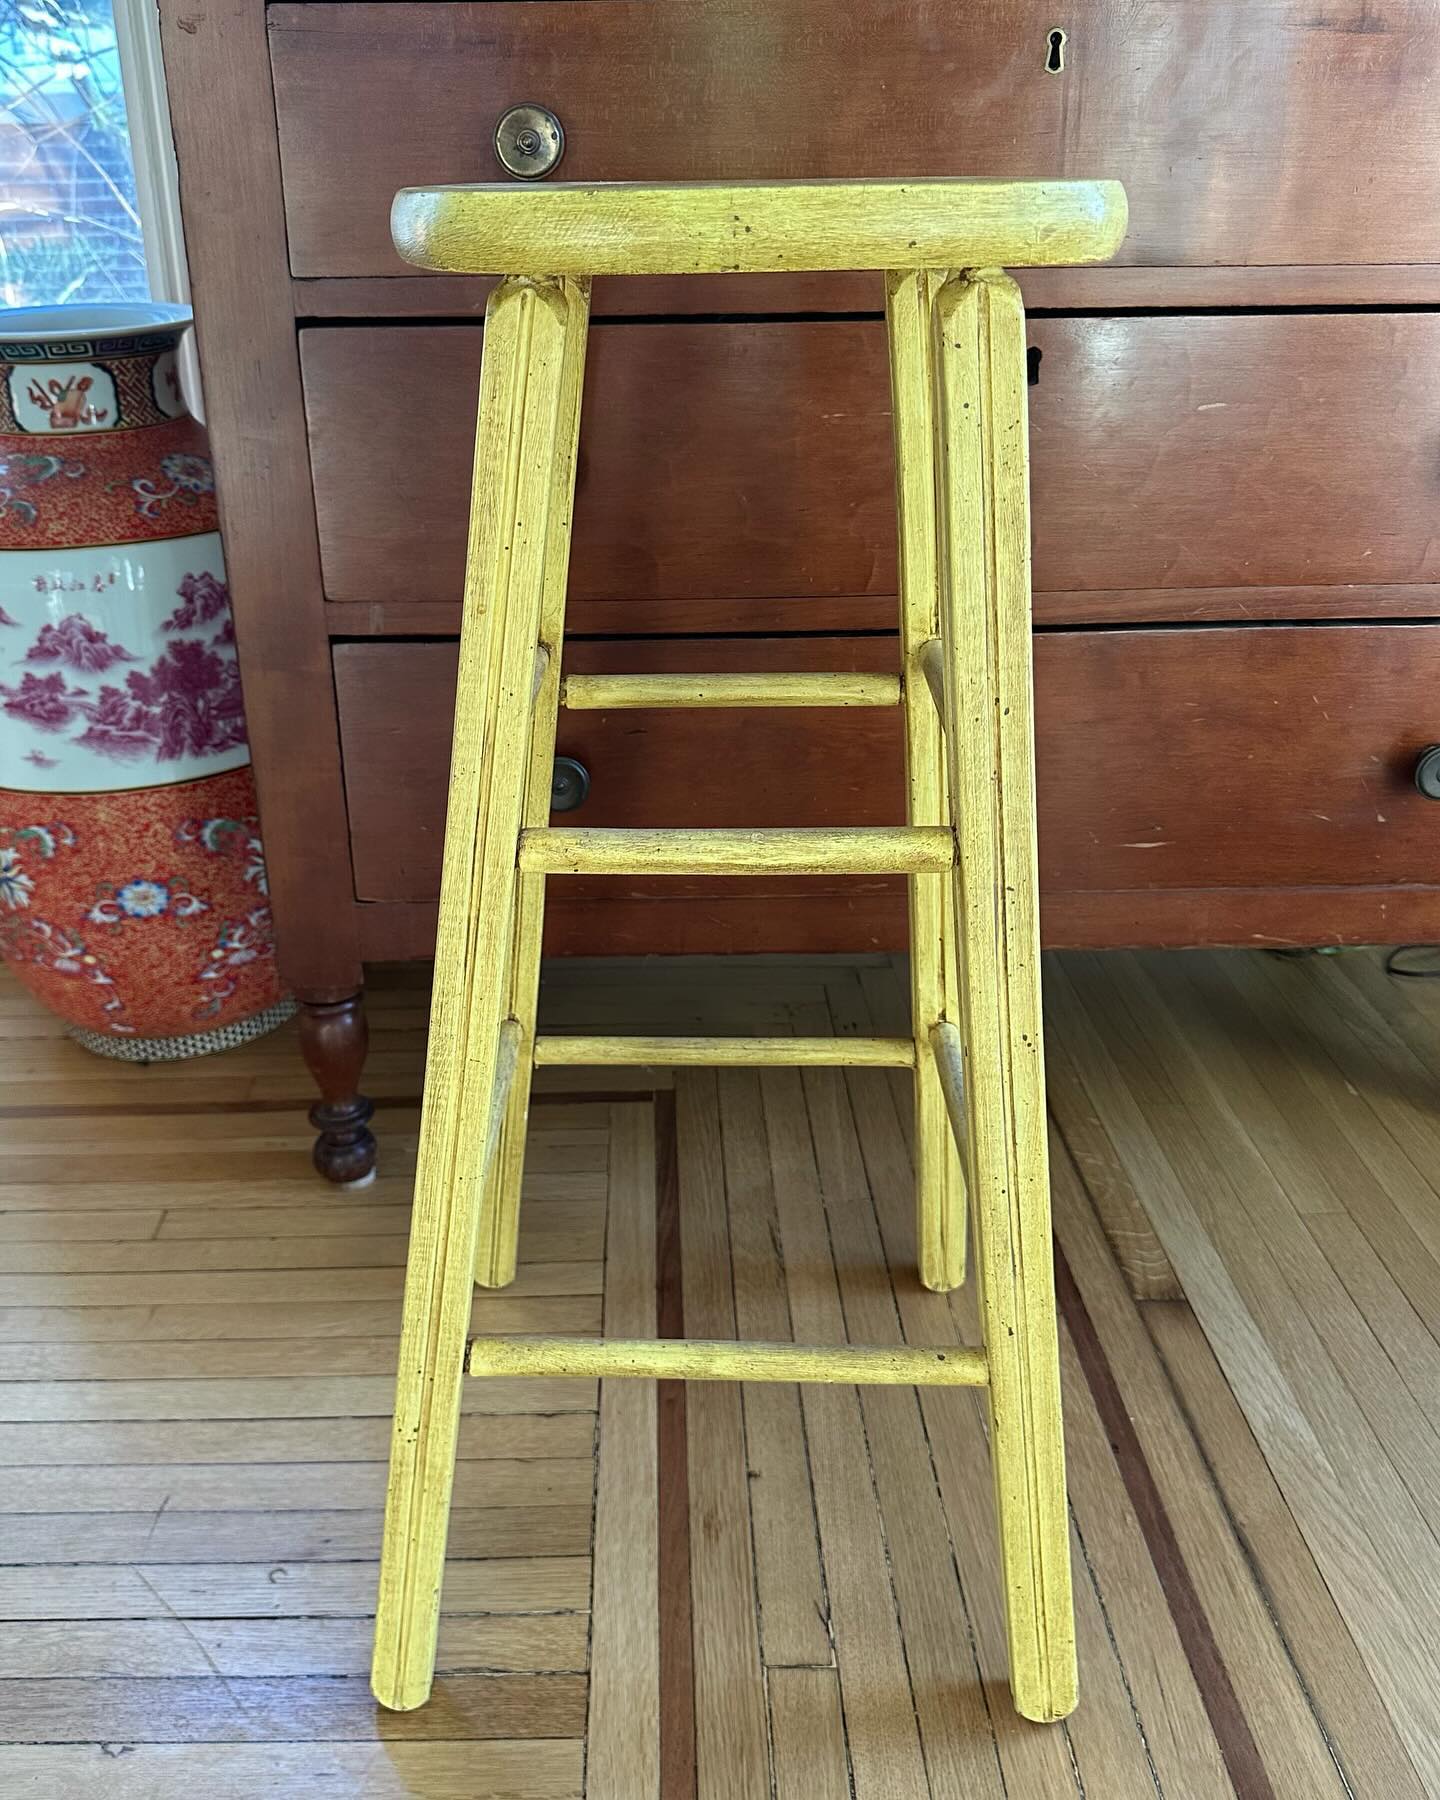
[
  {"xmin": 888, "ymin": 269, "xmax": 968, "ymax": 1293},
  {"xmin": 532, "ymin": 1034, "xmax": 917, "ymax": 1069},
  {"xmin": 476, "ymin": 279, "xmax": 591, "ymax": 1292},
  {"xmin": 560, "ymin": 670, "xmax": 900, "ymax": 709},
  {"xmin": 468, "ymin": 1334, "xmax": 988, "ymax": 1388},
  {"xmin": 518, "ymin": 826, "xmax": 955, "ymax": 877},
  {"xmin": 392, "ymin": 176, "xmax": 1127, "ymax": 276},
  {"xmin": 934, "ymin": 268, "xmax": 1077, "ymax": 1721},
  {"xmin": 370, "ymin": 274, "xmax": 587, "ymax": 1713}
]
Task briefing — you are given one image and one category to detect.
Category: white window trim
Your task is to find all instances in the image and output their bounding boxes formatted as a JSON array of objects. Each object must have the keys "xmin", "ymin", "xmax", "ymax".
[
  {"xmin": 112, "ymin": 0, "xmax": 188, "ymax": 305},
  {"xmin": 112, "ymin": 0, "xmax": 206, "ymax": 417}
]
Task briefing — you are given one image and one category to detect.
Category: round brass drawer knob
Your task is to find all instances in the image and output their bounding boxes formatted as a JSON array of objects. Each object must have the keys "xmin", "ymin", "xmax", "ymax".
[
  {"xmin": 1415, "ymin": 744, "xmax": 1440, "ymax": 800},
  {"xmin": 551, "ymin": 756, "xmax": 590, "ymax": 813},
  {"xmin": 494, "ymin": 104, "xmax": 565, "ymax": 180}
]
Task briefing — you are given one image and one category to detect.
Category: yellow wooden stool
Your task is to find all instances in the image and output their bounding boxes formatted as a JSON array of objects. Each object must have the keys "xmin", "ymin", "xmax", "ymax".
[{"xmin": 371, "ymin": 178, "xmax": 1126, "ymax": 1725}]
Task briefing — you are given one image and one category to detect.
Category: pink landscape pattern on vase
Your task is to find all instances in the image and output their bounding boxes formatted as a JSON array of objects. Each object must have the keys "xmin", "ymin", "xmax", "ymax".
[
  {"xmin": 2, "ymin": 573, "xmax": 245, "ymax": 765},
  {"xmin": 26, "ymin": 613, "xmax": 137, "ymax": 672}
]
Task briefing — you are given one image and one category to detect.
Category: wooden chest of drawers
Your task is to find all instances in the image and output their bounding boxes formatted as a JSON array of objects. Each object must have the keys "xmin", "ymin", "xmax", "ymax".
[{"xmin": 158, "ymin": 0, "xmax": 1440, "ymax": 1178}]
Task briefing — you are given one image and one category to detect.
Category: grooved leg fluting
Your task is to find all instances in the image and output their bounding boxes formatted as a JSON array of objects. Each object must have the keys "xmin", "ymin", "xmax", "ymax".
[
  {"xmin": 934, "ymin": 267, "xmax": 1077, "ymax": 1722},
  {"xmin": 371, "ymin": 275, "xmax": 588, "ymax": 1712}
]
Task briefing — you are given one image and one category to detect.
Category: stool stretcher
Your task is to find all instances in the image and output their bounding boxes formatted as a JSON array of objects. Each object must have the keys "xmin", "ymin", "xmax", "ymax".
[
  {"xmin": 532, "ymin": 1034, "xmax": 916, "ymax": 1068},
  {"xmin": 467, "ymin": 1334, "xmax": 989, "ymax": 1388}
]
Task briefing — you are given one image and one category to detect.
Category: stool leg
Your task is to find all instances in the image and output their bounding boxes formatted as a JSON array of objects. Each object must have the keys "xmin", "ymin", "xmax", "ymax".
[
  {"xmin": 477, "ymin": 279, "xmax": 591, "ymax": 1288},
  {"xmin": 885, "ymin": 267, "xmax": 967, "ymax": 1292},
  {"xmin": 373, "ymin": 275, "xmax": 587, "ymax": 1712},
  {"xmin": 934, "ymin": 268, "xmax": 1077, "ymax": 1722}
]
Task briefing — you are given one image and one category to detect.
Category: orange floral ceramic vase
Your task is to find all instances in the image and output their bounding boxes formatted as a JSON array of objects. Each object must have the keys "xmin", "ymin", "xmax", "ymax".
[{"xmin": 0, "ymin": 304, "xmax": 292, "ymax": 1059}]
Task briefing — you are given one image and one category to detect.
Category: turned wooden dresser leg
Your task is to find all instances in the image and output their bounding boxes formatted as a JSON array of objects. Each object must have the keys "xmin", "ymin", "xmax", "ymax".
[{"xmin": 299, "ymin": 993, "xmax": 378, "ymax": 1185}]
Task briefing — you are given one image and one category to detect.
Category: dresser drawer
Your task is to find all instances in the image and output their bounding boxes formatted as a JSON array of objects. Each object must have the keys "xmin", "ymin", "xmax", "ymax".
[
  {"xmin": 270, "ymin": 1, "xmax": 1440, "ymax": 279},
  {"xmin": 334, "ymin": 627, "xmax": 1440, "ymax": 925},
  {"xmin": 337, "ymin": 638, "xmax": 903, "ymax": 907},
  {"xmin": 305, "ymin": 315, "xmax": 1440, "ymax": 617}
]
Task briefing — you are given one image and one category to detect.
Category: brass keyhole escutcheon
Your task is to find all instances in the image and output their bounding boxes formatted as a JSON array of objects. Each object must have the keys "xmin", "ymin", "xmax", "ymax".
[{"xmin": 494, "ymin": 104, "xmax": 566, "ymax": 180}]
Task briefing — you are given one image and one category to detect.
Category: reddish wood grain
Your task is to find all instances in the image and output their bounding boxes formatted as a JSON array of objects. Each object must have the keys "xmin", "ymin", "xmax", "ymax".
[
  {"xmin": 334, "ymin": 628, "xmax": 1440, "ymax": 946},
  {"xmin": 269, "ymin": 0, "xmax": 1440, "ymax": 276},
  {"xmin": 321, "ymin": 587, "xmax": 1440, "ymax": 642},
  {"xmin": 358, "ymin": 883, "xmax": 1440, "ymax": 960},
  {"xmin": 291, "ymin": 264, "xmax": 1440, "ymax": 323},
  {"xmin": 303, "ymin": 315, "xmax": 1440, "ymax": 613},
  {"xmin": 158, "ymin": 0, "xmax": 360, "ymax": 995}
]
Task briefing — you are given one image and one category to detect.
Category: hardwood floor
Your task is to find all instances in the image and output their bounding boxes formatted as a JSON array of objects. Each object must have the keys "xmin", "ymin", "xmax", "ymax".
[{"xmin": 1, "ymin": 948, "xmax": 1439, "ymax": 1795}]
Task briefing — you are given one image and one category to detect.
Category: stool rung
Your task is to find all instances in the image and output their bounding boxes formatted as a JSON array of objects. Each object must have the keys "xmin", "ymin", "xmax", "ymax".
[
  {"xmin": 519, "ymin": 825, "xmax": 955, "ymax": 876},
  {"xmin": 468, "ymin": 1334, "xmax": 988, "ymax": 1388},
  {"xmin": 561, "ymin": 672, "xmax": 900, "ymax": 710},
  {"xmin": 533, "ymin": 1033, "xmax": 915, "ymax": 1068}
]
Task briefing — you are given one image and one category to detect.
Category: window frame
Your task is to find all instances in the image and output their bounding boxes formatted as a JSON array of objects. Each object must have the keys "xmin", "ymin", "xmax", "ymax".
[{"xmin": 112, "ymin": 0, "xmax": 188, "ymax": 305}]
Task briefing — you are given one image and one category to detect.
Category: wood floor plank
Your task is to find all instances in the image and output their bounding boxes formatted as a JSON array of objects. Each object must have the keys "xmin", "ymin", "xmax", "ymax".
[
  {"xmin": 1062, "ymin": 1495, "xmax": 1175, "ymax": 1800},
  {"xmin": 0, "ymin": 1208, "xmax": 166, "ymax": 1242},
  {"xmin": 1045, "ymin": 1023, "xmax": 1181, "ymax": 1300},
  {"xmin": 0, "ymin": 1740, "xmax": 584, "ymax": 1799},
  {"xmin": 0, "ymin": 1117, "xmax": 580, "ymax": 1163},
  {"xmin": 1149, "ymin": 1299, "xmax": 1428, "ymax": 1800},
  {"xmin": 769, "ymin": 1666, "xmax": 852, "ymax": 1800},
  {"xmin": 1124, "ymin": 952, "xmax": 1350, "ymax": 1222},
  {"xmin": 763, "ymin": 1065, "xmax": 960, "ymax": 1800},
  {"xmin": 0, "ymin": 1672, "xmax": 588, "ymax": 1744},
  {"xmin": 820, "ymin": 974, "xmax": 1081, "ymax": 1797},
  {"xmin": 0, "ymin": 1169, "xmax": 607, "ymax": 1207},
  {"xmin": 0, "ymin": 1558, "xmax": 589, "ymax": 1621},
  {"xmin": 0, "ymin": 1613, "xmax": 589, "ymax": 1678},
  {"xmin": 1099, "ymin": 954, "xmax": 1440, "ymax": 1563},
  {"xmin": 2, "ymin": 1223, "xmax": 603, "ymax": 1274},
  {"xmin": 852, "ymin": 963, "xmax": 1315, "ymax": 1798},
  {"xmin": 1049, "ymin": 1128, "xmax": 1322, "ymax": 1798},
  {"xmin": 0, "ymin": 1373, "xmax": 595, "ymax": 1421},
  {"xmin": 1057, "ymin": 1320, "xmax": 1235, "ymax": 1798},
  {"xmin": 586, "ymin": 1104, "xmax": 659, "ymax": 1800},
  {"xmin": 0, "ymin": 1297, "xmax": 597, "ymax": 1344},
  {"xmin": 1053, "ymin": 953, "xmax": 1440, "ymax": 1791},
  {"xmin": 0, "ymin": 1260, "xmax": 600, "ymax": 1307},
  {"xmin": 1237, "ymin": 952, "xmax": 1440, "ymax": 1260},
  {"xmin": 155, "ymin": 1196, "xmax": 604, "ymax": 1245},
  {"xmin": 1336, "ymin": 948, "xmax": 1440, "ymax": 1082},
  {"xmin": 0, "ymin": 1457, "xmax": 595, "ymax": 1513},
  {"xmin": 1306, "ymin": 1210, "xmax": 1440, "ymax": 1441},
  {"xmin": 1147, "ymin": 948, "xmax": 1440, "ymax": 1353},
  {"xmin": 676, "ymin": 1071, "xmax": 772, "ymax": 1800},
  {"xmin": 717, "ymin": 1068, "xmax": 831, "ymax": 1670},
  {"xmin": 0, "ymin": 1507, "xmax": 591, "ymax": 1565},
  {"xmin": 0, "ymin": 1412, "xmax": 595, "ymax": 1465},
  {"xmin": 1220, "ymin": 951, "xmax": 1440, "ymax": 1311},
  {"xmin": 0, "ymin": 1311, "xmax": 600, "ymax": 1368},
  {"xmin": 798, "ymin": 985, "xmax": 1018, "ymax": 1799}
]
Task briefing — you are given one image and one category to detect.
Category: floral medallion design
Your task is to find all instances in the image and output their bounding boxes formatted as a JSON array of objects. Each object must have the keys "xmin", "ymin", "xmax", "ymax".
[
  {"xmin": 0, "ymin": 768, "xmax": 284, "ymax": 1040},
  {"xmin": 0, "ymin": 305, "xmax": 288, "ymax": 1057}
]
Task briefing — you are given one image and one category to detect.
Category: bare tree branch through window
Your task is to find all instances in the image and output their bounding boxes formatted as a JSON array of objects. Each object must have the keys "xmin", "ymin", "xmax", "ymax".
[{"xmin": 0, "ymin": 0, "xmax": 146, "ymax": 306}]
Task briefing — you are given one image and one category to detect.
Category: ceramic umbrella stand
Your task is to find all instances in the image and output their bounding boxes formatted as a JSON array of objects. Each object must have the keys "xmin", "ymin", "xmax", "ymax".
[{"xmin": 0, "ymin": 303, "xmax": 292, "ymax": 1059}]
